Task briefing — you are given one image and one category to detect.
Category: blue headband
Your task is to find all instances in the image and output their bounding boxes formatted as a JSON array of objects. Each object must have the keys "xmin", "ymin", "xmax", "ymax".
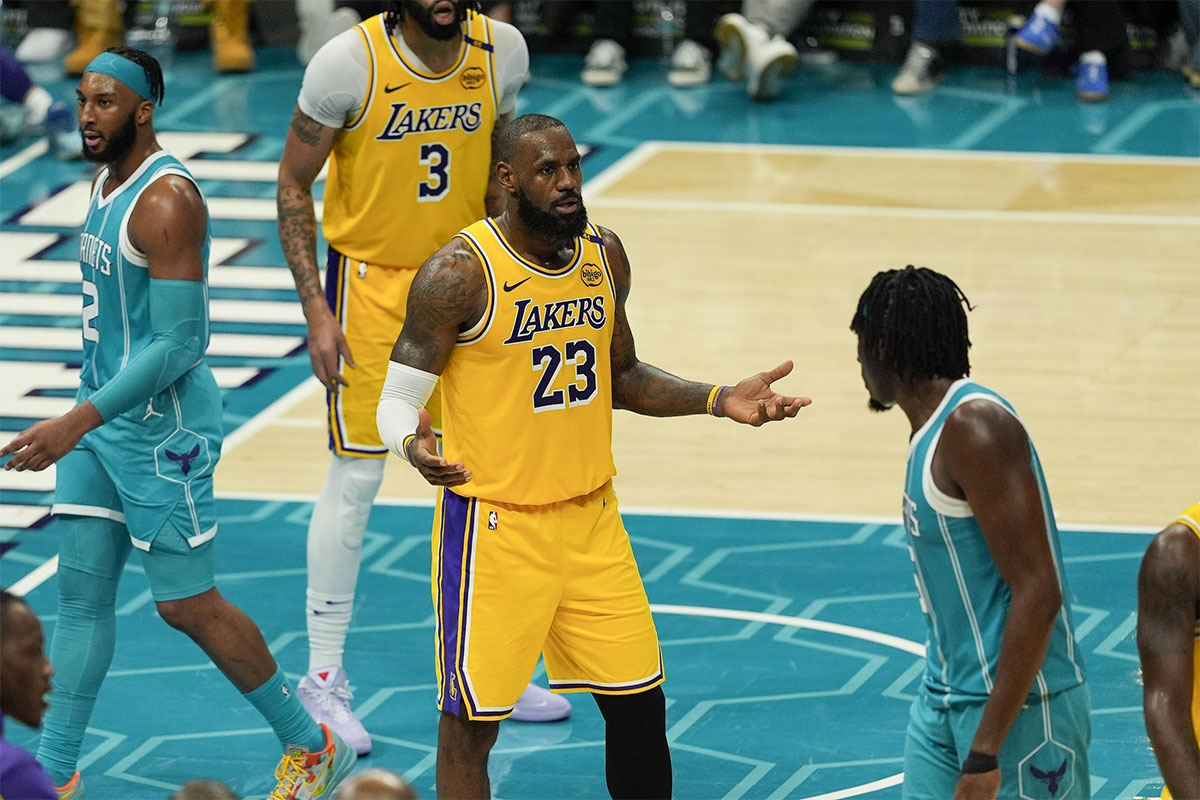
[{"xmin": 83, "ymin": 52, "xmax": 154, "ymax": 102}]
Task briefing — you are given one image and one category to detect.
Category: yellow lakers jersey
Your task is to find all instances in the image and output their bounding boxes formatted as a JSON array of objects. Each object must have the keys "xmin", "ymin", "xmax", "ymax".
[
  {"xmin": 442, "ymin": 218, "xmax": 617, "ymax": 505},
  {"xmin": 322, "ymin": 12, "xmax": 499, "ymax": 267},
  {"xmin": 1164, "ymin": 501, "xmax": 1200, "ymax": 800}
]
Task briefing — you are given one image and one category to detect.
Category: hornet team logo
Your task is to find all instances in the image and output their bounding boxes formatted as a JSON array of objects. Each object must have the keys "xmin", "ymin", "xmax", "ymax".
[
  {"xmin": 580, "ymin": 262, "xmax": 603, "ymax": 287},
  {"xmin": 166, "ymin": 444, "xmax": 202, "ymax": 476},
  {"xmin": 1029, "ymin": 760, "xmax": 1067, "ymax": 796}
]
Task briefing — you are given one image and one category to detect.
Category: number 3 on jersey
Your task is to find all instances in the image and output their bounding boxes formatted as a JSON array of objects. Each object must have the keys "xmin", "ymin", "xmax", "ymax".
[
  {"xmin": 418, "ymin": 142, "xmax": 450, "ymax": 201},
  {"xmin": 532, "ymin": 339, "xmax": 598, "ymax": 412}
]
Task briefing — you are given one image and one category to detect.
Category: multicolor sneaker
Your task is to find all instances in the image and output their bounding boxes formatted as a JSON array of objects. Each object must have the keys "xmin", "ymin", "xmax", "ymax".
[
  {"xmin": 509, "ymin": 683, "xmax": 571, "ymax": 723},
  {"xmin": 1015, "ymin": 12, "xmax": 1060, "ymax": 54},
  {"xmin": 297, "ymin": 665, "xmax": 372, "ymax": 756},
  {"xmin": 269, "ymin": 723, "xmax": 357, "ymax": 800},
  {"xmin": 1074, "ymin": 53, "xmax": 1109, "ymax": 102},
  {"xmin": 54, "ymin": 771, "xmax": 86, "ymax": 800}
]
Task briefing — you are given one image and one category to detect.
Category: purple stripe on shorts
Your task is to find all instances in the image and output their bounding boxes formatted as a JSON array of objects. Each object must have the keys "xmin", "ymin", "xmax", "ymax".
[
  {"xmin": 324, "ymin": 246, "xmax": 343, "ymax": 452},
  {"xmin": 438, "ymin": 490, "xmax": 474, "ymax": 717}
]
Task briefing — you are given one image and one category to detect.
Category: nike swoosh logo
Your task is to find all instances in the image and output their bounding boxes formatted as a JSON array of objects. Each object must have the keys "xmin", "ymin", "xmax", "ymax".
[
  {"xmin": 383, "ymin": 82, "xmax": 410, "ymax": 93},
  {"xmin": 503, "ymin": 277, "xmax": 532, "ymax": 292}
]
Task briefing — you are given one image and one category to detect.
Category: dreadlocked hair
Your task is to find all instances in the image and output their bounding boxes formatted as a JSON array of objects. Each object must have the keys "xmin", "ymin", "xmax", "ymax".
[
  {"xmin": 104, "ymin": 46, "xmax": 165, "ymax": 105},
  {"xmin": 850, "ymin": 265, "xmax": 974, "ymax": 383},
  {"xmin": 386, "ymin": 1, "xmax": 483, "ymax": 34}
]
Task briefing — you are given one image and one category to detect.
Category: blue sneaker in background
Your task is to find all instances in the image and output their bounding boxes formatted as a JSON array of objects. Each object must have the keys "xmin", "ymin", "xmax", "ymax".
[
  {"xmin": 1015, "ymin": 13, "xmax": 1060, "ymax": 54},
  {"xmin": 1075, "ymin": 55, "xmax": 1109, "ymax": 102}
]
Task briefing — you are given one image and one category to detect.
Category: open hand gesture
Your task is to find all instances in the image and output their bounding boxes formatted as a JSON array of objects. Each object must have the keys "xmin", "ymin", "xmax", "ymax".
[
  {"xmin": 719, "ymin": 361, "xmax": 811, "ymax": 426},
  {"xmin": 407, "ymin": 408, "xmax": 471, "ymax": 487}
]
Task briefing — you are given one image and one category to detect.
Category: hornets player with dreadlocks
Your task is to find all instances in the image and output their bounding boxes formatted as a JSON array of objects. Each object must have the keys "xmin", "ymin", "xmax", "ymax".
[
  {"xmin": 851, "ymin": 266, "xmax": 1091, "ymax": 800},
  {"xmin": 276, "ymin": 1, "xmax": 565, "ymax": 755}
]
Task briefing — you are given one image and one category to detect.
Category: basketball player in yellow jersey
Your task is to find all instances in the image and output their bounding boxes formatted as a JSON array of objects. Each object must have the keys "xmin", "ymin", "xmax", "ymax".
[
  {"xmin": 276, "ymin": 0, "xmax": 565, "ymax": 754},
  {"xmin": 1138, "ymin": 501, "xmax": 1200, "ymax": 800},
  {"xmin": 376, "ymin": 114, "xmax": 812, "ymax": 798}
]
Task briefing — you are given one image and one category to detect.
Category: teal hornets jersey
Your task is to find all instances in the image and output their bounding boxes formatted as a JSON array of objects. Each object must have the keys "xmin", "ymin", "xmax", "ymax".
[
  {"xmin": 903, "ymin": 379, "xmax": 1086, "ymax": 705},
  {"xmin": 78, "ymin": 151, "xmax": 211, "ymax": 389}
]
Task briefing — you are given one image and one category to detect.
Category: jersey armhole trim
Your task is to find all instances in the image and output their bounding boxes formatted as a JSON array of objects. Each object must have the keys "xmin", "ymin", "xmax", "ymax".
[
  {"xmin": 345, "ymin": 23, "xmax": 375, "ymax": 130},
  {"xmin": 119, "ymin": 168, "xmax": 203, "ymax": 268},
  {"xmin": 455, "ymin": 231, "xmax": 495, "ymax": 345}
]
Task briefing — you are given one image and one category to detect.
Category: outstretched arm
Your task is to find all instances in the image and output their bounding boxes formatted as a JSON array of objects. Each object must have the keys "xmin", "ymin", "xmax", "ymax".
[
  {"xmin": 1138, "ymin": 524, "xmax": 1200, "ymax": 799},
  {"xmin": 277, "ymin": 106, "xmax": 352, "ymax": 389},
  {"xmin": 936, "ymin": 402, "xmax": 1063, "ymax": 800},
  {"xmin": 603, "ymin": 227, "xmax": 810, "ymax": 424},
  {"xmin": 377, "ymin": 240, "xmax": 489, "ymax": 487}
]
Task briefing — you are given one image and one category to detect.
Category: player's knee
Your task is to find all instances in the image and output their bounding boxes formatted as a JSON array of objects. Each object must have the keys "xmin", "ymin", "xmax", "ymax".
[
  {"xmin": 154, "ymin": 588, "xmax": 220, "ymax": 634},
  {"xmin": 593, "ymin": 686, "xmax": 666, "ymax": 731},
  {"xmin": 440, "ymin": 711, "xmax": 499, "ymax": 757},
  {"xmin": 329, "ymin": 455, "xmax": 385, "ymax": 550}
]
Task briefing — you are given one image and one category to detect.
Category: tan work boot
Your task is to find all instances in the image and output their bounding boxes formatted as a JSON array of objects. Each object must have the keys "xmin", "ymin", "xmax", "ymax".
[
  {"xmin": 210, "ymin": 0, "xmax": 256, "ymax": 73},
  {"xmin": 63, "ymin": 0, "xmax": 123, "ymax": 76}
]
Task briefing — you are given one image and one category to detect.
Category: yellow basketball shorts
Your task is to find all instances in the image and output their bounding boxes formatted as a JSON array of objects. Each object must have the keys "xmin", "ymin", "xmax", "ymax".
[
  {"xmin": 324, "ymin": 246, "xmax": 442, "ymax": 457},
  {"xmin": 432, "ymin": 480, "xmax": 664, "ymax": 720}
]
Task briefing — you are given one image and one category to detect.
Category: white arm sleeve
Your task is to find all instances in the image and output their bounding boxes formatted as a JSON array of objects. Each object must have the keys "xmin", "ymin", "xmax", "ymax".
[
  {"xmin": 376, "ymin": 361, "xmax": 439, "ymax": 462},
  {"xmin": 489, "ymin": 20, "xmax": 529, "ymax": 115},
  {"xmin": 297, "ymin": 27, "xmax": 370, "ymax": 128}
]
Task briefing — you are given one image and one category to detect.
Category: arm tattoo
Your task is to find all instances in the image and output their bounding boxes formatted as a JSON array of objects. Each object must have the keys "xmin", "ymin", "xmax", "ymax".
[
  {"xmin": 391, "ymin": 245, "xmax": 486, "ymax": 373},
  {"xmin": 277, "ymin": 183, "xmax": 323, "ymax": 307},
  {"xmin": 289, "ymin": 109, "xmax": 324, "ymax": 147}
]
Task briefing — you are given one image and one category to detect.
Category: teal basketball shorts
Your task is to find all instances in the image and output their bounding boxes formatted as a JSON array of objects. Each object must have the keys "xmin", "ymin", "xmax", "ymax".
[
  {"xmin": 53, "ymin": 368, "xmax": 224, "ymax": 553},
  {"xmin": 902, "ymin": 682, "xmax": 1091, "ymax": 800}
]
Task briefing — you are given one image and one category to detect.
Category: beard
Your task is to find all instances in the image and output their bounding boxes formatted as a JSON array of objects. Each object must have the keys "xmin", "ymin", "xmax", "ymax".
[
  {"xmin": 867, "ymin": 398, "xmax": 895, "ymax": 412},
  {"xmin": 401, "ymin": 0, "xmax": 469, "ymax": 41},
  {"xmin": 516, "ymin": 186, "xmax": 588, "ymax": 242},
  {"xmin": 82, "ymin": 109, "xmax": 137, "ymax": 164}
]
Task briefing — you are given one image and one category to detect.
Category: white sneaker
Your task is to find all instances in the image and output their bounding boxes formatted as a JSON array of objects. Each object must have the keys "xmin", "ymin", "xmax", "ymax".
[
  {"xmin": 581, "ymin": 39, "xmax": 627, "ymax": 87},
  {"xmin": 509, "ymin": 683, "xmax": 571, "ymax": 723},
  {"xmin": 714, "ymin": 13, "xmax": 770, "ymax": 82},
  {"xmin": 892, "ymin": 43, "xmax": 941, "ymax": 95},
  {"xmin": 15, "ymin": 28, "xmax": 73, "ymax": 63},
  {"xmin": 747, "ymin": 35, "xmax": 798, "ymax": 101},
  {"xmin": 668, "ymin": 39, "xmax": 712, "ymax": 87},
  {"xmin": 297, "ymin": 666, "xmax": 372, "ymax": 756}
]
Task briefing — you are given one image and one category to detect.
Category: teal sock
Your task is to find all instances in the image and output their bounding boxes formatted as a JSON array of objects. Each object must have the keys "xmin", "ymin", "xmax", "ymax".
[{"xmin": 244, "ymin": 669, "xmax": 326, "ymax": 752}]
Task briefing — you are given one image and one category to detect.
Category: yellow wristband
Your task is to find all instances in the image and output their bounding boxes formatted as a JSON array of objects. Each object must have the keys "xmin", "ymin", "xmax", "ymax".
[{"xmin": 706, "ymin": 384, "xmax": 721, "ymax": 416}]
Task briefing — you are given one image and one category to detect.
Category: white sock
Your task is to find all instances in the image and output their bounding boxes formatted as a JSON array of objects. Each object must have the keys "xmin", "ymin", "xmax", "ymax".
[
  {"xmin": 306, "ymin": 454, "xmax": 385, "ymax": 670},
  {"xmin": 1033, "ymin": 2, "xmax": 1062, "ymax": 25},
  {"xmin": 23, "ymin": 85, "xmax": 53, "ymax": 127}
]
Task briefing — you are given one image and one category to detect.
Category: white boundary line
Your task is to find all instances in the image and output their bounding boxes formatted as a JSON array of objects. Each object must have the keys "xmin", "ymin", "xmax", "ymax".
[
  {"xmin": 0, "ymin": 139, "xmax": 50, "ymax": 181},
  {"xmin": 652, "ymin": 604, "xmax": 916, "ymax": 800},
  {"xmin": 9, "ymin": 554, "xmax": 59, "ymax": 597},
  {"xmin": 614, "ymin": 140, "xmax": 1200, "ymax": 166},
  {"xmin": 213, "ymin": 489, "xmax": 1158, "ymax": 533},
  {"xmin": 651, "ymin": 603, "xmax": 924, "ymax": 655},
  {"xmin": 222, "ymin": 376, "xmax": 323, "ymax": 454}
]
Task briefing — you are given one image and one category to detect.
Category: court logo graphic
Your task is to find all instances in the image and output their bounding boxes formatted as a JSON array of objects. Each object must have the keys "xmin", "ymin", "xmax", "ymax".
[
  {"xmin": 166, "ymin": 444, "xmax": 202, "ymax": 476},
  {"xmin": 1029, "ymin": 760, "xmax": 1067, "ymax": 796},
  {"xmin": 580, "ymin": 262, "xmax": 603, "ymax": 287},
  {"xmin": 460, "ymin": 66, "xmax": 486, "ymax": 90},
  {"xmin": 488, "ymin": 511, "xmax": 498, "ymax": 530}
]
